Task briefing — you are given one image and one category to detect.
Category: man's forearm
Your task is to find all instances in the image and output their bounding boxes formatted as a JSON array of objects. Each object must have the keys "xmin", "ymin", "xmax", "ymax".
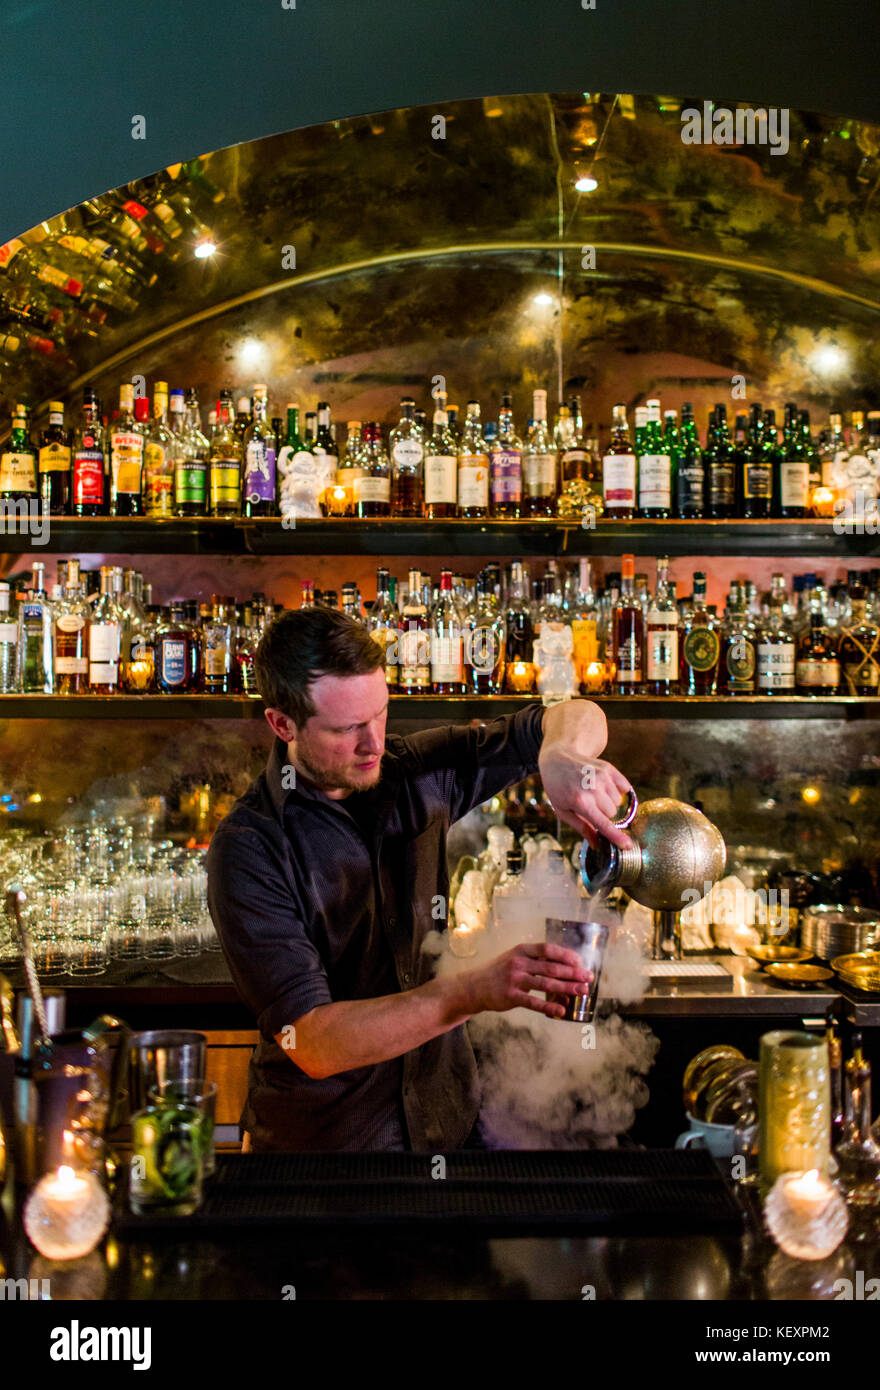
[
  {"xmin": 278, "ymin": 973, "xmax": 476, "ymax": 1079},
  {"xmin": 540, "ymin": 697, "xmax": 608, "ymax": 759}
]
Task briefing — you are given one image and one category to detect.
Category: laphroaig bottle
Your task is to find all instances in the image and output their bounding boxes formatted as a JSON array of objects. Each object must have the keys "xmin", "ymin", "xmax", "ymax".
[
  {"xmin": 705, "ymin": 404, "xmax": 735, "ymax": 518},
  {"xmin": 143, "ymin": 382, "xmax": 175, "ymax": 517},
  {"xmin": 457, "ymin": 402, "xmax": 489, "ymax": 518},
  {"xmin": 602, "ymin": 403, "xmax": 636, "ymax": 519},
  {"xmin": 611, "ymin": 554, "xmax": 643, "ymax": 692},
  {"xmin": 38, "ymin": 401, "xmax": 71, "ymax": 515},
  {"xmin": 242, "ymin": 384, "xmax": 277, "ymax": 517},
  {"xmin": 209, "ymin": 393, "xmax": 242, "ymax": 516},
  {"xmin": 675, "ymin": 402, "xmax": 704, "ymax": 518},
  {"xmin": 679, "ymin": 572, "xmax": 719, "ymax": 694},
  {"xmin": 489, "ymin": 392, "xmax": 522, "ymax": 518},
  {"xmin": 645, "ymin": 555, "xmax": 679, "ymax": 694},
  {"xmin": 522, "ymin": 389, "xmax": 556, "ymax": 517},
  {"xmin": 0, "ymin": 583, "xmax": 18, "ymax": 692},
  {"xmin": 110, "ymin": 383, "xmax": 144, "ymax": 516},
  {"xmin": 87, "ymin": 565, "xmax": 122, "ymax": 693},
  {"xmin": 757, "ymin": 574, "xmax": 796, "ymax": 693},
  {"xmin": 53, "ymin": 558, "xmax": 89, "ymax": 694},
  {"xmin": 638, "ymin": 399, "xmax": 672, "ymax": 518},
  {"xmin": 0, "ymin": 403, "xmax": 37, "ymax": 507}
]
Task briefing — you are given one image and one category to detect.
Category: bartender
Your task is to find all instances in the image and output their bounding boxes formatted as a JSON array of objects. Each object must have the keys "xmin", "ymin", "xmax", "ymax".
[{"xmin": 207, "ymin": 606, "xmax": 634, "ymax": 1152}]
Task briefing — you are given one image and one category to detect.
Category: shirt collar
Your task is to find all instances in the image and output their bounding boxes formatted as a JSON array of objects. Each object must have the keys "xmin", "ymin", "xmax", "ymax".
[{"xmin": 265, "ymin": 735, "xmax": 401, "ymax": 822}]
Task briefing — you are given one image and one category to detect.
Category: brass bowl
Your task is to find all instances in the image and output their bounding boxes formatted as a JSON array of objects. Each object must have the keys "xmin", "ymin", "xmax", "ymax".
[
  {"xmin": 831, "ymin": 951, "xmax": 880, "ymax": 993},
  {"xmin": 765, "ymin": 962, "xmax": 835, "ymax": 989},
  {"xmin": 745, "ymin": 944, "xmax": 813, "ymax": 968},
  {"xmin": 682, "ymin": 1045, "xmax": 744, "ymax": 1115}
]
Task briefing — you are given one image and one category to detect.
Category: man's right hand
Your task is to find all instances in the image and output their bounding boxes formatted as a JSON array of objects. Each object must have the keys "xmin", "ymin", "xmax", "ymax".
[{"xmin": 458, "ymin": 943, "xmax": 592, "ymax": 1020}]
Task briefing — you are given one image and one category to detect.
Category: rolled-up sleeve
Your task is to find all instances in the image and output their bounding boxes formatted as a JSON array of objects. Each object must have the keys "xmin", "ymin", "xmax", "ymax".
[
  {"xmin": 206, "ymin": 820, "xmax": 333, "ymax": 1041},
  {"xmin": 398, "ymin": 701, "xmax": 545, "ymax": 822}
]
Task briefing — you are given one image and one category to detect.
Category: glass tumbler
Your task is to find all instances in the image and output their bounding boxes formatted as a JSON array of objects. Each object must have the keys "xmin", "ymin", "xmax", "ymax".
[{"xmin": 149, "ymin": 1079, "xmax": 217, "ymax": 1177}]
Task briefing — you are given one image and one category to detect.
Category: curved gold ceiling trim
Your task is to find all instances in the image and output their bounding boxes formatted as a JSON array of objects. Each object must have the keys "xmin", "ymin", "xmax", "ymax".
[{"xmin": 66, "ymin": 239, "xmax": 880, "ymax": 396}]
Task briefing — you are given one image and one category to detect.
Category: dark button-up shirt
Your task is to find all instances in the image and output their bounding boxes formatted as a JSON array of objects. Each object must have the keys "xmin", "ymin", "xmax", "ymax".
[{"xmin": 206, "ymin": 703, "xmax": 545, "ymax": 1152}]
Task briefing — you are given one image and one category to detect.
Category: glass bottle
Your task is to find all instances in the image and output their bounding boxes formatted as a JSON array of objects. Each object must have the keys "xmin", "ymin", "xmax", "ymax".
[
  {"xmin": 87, "ymin": 565, "xmax": 123, "ymax": 693},
  {"xmin": 835, "ymin": 1034, "xmax": 880, "ymax": 1207},
  {"xmin": 233, "ymin": 604, "xmax": 259, "ymax": 695},
  {"xmin": 560, "ymin": 396, "xmax": 591, "ymax": 483},
  {"xmin": 675, "ymin": 402, "xmax": 704, "ymax": 518},
  {"xmin": 0, "ymin": 582, "xmax": 17, "ymax": 692},
  {"xmin": 679, "ymin": 572, "xmax": 719, "ymax": 695},
  {"xmin": 465, "ymin": 569, "xmax": 506, "ymax": 694},
  {"xmin": 209, "ymin": 394, "xmax": 242, "ymax": 517},
  {"xmin": 446, "ymin": 404, "xmax": 460, "ymax": 445},
  {"xmin": 757, "ymin": 574, "xmax": 796, "ymax": 694},
  {"xmin": 108, "ymin": 383, "xmax": 144, "ymax": 516},
  {"xmin": 838, "ymin": 577, "xmax": 880, "ymax": 696},
  {"xmin": 457, "ymin": 402, "xmax": 489, "ymax": 519},
  {"xmin": 176, "ymin": 387, "xmax": 209, "ymax": 517},
  {"xmin": 611, "ymin": 555, "xmax": 643, "ymax": 693},
  {"xmin": 335, "ymin": 420, "xmax": 365, "ymax": 517},
  {"xmin": 489, "ymin": 392, "xmax": 522, "ymax": 518},
  {"xmin": 312, "ymin": 401, "xmax": 338, "ymax": 509},
  {"xmin": 719, "ymin": 581, "xmax": 757, "ymax": 695},
  {"xmin": 522, "ymin": 388, "xmax": 556, "ymax": 517},
  {"xmin": 638, "ymin": 398, "xmax": 672, "ymax": 518},
  {"xmin": 156, "ymin": 600, "xmax": 200, "ymax": 692},
  {"xmin": 645, "ymin": 555, "xmax": 679, "ymax": 695},
  {"xmin": 390, "ymin": 397, "xmax": 424, "ymax": 517},
  {"xmin": 341, "ymin": 582, "xmax": 361, "ymax": 621},
  {"xmin": 368, "ymin": 567, "xmax": 399, "ymax": 690},
  {"xmin": 17, "ymin": 561, "xmax": 53, "ymax": 693},
  {"xmin": 503, "ymin": 559, "xmax": 535, "ymax": 692},
  {"xmin": 142, "ymin": 382, "xmax": 175, "ymax": 518},
  {"xmin": 796, "ymin": 612, "xmax": 841, "ymax": 695},
  {"xmin": 233, "ymin": 396, "xmax": 252, "ymax": 448},
  {"xmin": 354, "ymin": 423, "xmax": 391, "ymax": 518},
  {"xmin": 38, "ymin": 400, "xmax": 71, "ymax": 515},
  {"xmin": 122, "ymin": 572, "xmax": 155, "ymax": 693},
  {"xmin": 602, "ymin": 403, "xmax": 636, "ymax": 519},
  {"xmin": 303, "ymin": 410, "xmax": 317, "ymax": 448},
  {"xmin": 800, "ymin": 409, "xmax": 821, "ymax": 496},
  {"xmin": 430, "ymin": 570, "xmax": 465, "ymax": 695},
  {"xmin": 276, "ymin": 405, "xmax": 311, "ymax": 523},
  {"xmin": 54, "ymin": 558, "xmax": 89, "ymax": 694},
  {"xmin": 0, "ymin": 402, "xmax": 37, "ymax": 504},
  {"xmin": 300, "ymin": 579, "xmax": 316, "ymax": 609},
  {"xmin": 741, "ymin": 402, "xmax": 771, "ymax": 518},
  {"xmin": 424, "ymin": 402, "xmax": 458, "ymax": 519},
  {"xmin": 570, "ymin": 558, "xmax": 600, "ymax": 693},
  {"xmin": 705, "ymin": 403, "xmax": 735, "ymax": 518},
  {"xmin": 242, "ymin": 384, "xmax": 277, "ymax": 517},
  {"xmin": 201, "ymin": 595, "xmax": 233, "ymax": 693},
  {"xmin": 776, "ymin": 402, "xmax": 809, "ymax": 518},
  {"xmin": 820, "ymin": 411, "xmax": 847, "ymax": 492},
  {"xmin": 398, "ymin": 568, "xmax": 431, "ymax": 694}
]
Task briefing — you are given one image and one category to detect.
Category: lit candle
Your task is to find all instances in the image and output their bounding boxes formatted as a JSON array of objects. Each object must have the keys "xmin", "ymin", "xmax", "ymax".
[
  {"xmin": 764, "ymin": 1167, "xmax": 849, "ymax": 1260},
  {"xmin": 506, "ymin": 661, "xmax": 536, "ymax": 693},
  {"xmin": 583, "ymin": 661, "xmax": 605, "ymax": 693},
  {"xmin": 23, "ymin": 1164, "xmax": 111, "ymax": 1261},
  {"xmin": 810, "ymin": 486, "xmax": 837, "ymax": 518},
  {"xmin": 783, "ymin": 1169, "xmax": 828, "ymax": 1219}
]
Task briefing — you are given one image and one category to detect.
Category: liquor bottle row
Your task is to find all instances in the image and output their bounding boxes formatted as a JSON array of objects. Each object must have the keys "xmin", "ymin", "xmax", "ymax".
[
  {"xmin": 2, "ymin": 381, "xmax": 878, "ymax": 522},
  {"xmin": 3, "ymin": 556, "xmax": 878, "ymax": 698}
]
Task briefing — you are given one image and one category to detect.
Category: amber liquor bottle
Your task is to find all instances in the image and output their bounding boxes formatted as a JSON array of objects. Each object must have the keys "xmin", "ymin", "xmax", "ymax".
[
  {"xmin": 156, "ymin": 601, "xmax": 201, "ymax": 693},
  {"xmin": 611, "ymin": 554, "xmax": 644, "ymax": 693}
]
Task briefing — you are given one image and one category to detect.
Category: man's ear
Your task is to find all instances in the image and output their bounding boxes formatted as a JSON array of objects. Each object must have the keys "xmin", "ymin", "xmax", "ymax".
[{"xmin": 264, "ymin": 706, "xmax": 298, "ymax": 743}]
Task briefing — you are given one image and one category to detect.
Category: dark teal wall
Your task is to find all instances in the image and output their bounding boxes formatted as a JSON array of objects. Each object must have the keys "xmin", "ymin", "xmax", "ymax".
[{"xmin": 1, "ymin": 0, "xmax": 877, "ymax": 243}]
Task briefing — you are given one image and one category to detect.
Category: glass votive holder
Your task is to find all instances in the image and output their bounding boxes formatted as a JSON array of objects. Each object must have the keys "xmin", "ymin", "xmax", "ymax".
[
  {"xmin": 23, "ymin": 1164, "xmax": 111, "ymax": 1260},
  {"xmin": 148, "ymin": 1079, "xmax": 217, "ymax": 1177},
  {"xmin": 129, "ymin": 1102, "xmax": 204, "ymax": 1216}
]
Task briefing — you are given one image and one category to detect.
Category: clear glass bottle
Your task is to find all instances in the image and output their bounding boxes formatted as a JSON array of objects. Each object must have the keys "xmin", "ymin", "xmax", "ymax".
[
  {"xmin": 0, "ymin": 402, "xmax": 37, "ymax": 504},
  {"xmin": 757, "ymin": 574, "xmax": 796, "ymax": 694},
  {"xmin": 398, "ymin": 567, "xmax": 431, "ymax": 694},
  {"xmin": 522, "ymin": 389, "xmax": 556, "ymax": 517},
  {"xmin": 465, "ymin": 568, "xmax": 506, "ymax": 694},
  {"xmin": 368, "ymin": 567, "xmax": 399, "ymax": 690},
  {"xmin": 390, "ymin": 397, "xmax": 424, "ymax": 517},
  {"xmin": 201, "ymin": 595, "xmax": 234, "ymax": 693},
  {"xmin": 835, "ymin": 1034, "xmax": 880, "ymax": 1207},
  {"xmin": 123, "ymin": 572, "xmax": 156, "ymax": 693},
  {"xmin": 156, "ymin": 600, "xmax": 200, "ymax": 693},
  {"xmin": 242, "ymin": 384, "xmax": 277, "ymax": 517},
  {"xmin": 645, "ymin": 555, "xmax": 679, "ymax": 695},
  {"xmin": 611, "ymin": 554, "xmax": 644, "ymax": 692},
  {"xmin": 0, "ymin": 582, "xmax": 17, "ymax": 692},
  {"xmin": 336, "ymin": 420, "xmax": 365, "ymax": 516},
  {"xmin": 87, "ymin": 564, "xmax": 122, "ymax": 693},
  {"xmin": 570, "ymin": 558, "xmax": 600, "ymax": 693},
  {"xmin": 353, "ymin": 422, "xmax": 391, "ymax": 518},
  {"xmin": 143, "ymin": 381, "xmax": 175, "ymax": 518},
  {"xmin": 679, "ymin": 572, "xmax": 720, "ymax": 695},
  {"xmin": 602, "ymin": 403, "xmax": 636, "ymax": 519},
  {"xmin": 430, "ymin": 570, "xmax": 465, "ymax": 694},
  {"xmin": 209, "ymin": 393, "xmax": 242, "ymax": 516},
  {"xmin": 54, "ymin": 558, "xmax": 89, "ymax": 694},
  {"xmin": 423, "ymin": 401, "xmax": 458, "ymax": 520},
  {"xmin": 17, "ymin": 561, "xmax": 53, "ymax": 693},
  {"xmin": 489, "ymin": 392, "xmax": 522, "ymax": 518},
  {"xmin": 457, "ymin": 402, "xmax": 489, "ymax": 519}
]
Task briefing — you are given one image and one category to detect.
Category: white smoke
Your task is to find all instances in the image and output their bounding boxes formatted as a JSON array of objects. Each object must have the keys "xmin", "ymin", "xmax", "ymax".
[{"xmin": 424, "ymin": 851, "xmax": 658, "ymax": 1149}]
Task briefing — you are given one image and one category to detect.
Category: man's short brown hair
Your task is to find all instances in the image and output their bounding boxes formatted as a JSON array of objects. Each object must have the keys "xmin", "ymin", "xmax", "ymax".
[{"xmin": 255, "ymin": 608, "xmax": 385, "ymax": 727}]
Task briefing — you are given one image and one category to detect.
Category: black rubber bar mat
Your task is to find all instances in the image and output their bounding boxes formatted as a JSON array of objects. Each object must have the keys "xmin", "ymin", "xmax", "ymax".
[{"xmin": 116, "ymin": 1149, "xmax": 745, "ymax": 1237}]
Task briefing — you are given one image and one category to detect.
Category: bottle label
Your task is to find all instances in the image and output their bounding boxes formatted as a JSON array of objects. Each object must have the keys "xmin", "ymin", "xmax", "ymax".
[
  {"xmin": 424, "ymin": 455, "xmax": 458, "ymax": 505},
  {"xmin": 744, "ymin": 463, "xmax": 772, "ymax": 499},
  {"xmin": 210, "ymin": 460, "xmax": 241, "ymax": 506},
  {"xmin": 757, "ymin": 641, "xmax": 796, "ymax": 689},
  {"xmin": 143, "ymin": 443, "xmax": 172, "ymax": 510},
  {"xmin": 646, "ymin": 624, "xmax": 679, "ymax": 680},
  {"xmin": 38, "ymin": 264, "xmax": 82, "ymax": 297},
  {"xmin": 161, "ymin": 638, "xmax": 187, "ymax": 686},
  {"xmin": 392, "ymin": 439, "xmax": 423, "ymax": 467},
  {"xmin": 489, "ymin": 448, "xmax": 522, "ymax": 503},
  {"xmin": 57, "ymin": 614, "xmax": 85, "ymax": 633},
  {"xmin": 724, "ymin": 637, "xmax": 757, "ymax": 689},
  {"xmin": 709, "ymin": 463, "xmax": 735, "ymax": 505},
  {"xmin": 602, "ymin": 454, "xmax": 636, "ymax": 506},
  {"xmin": 561, "ymin": 447, "xmax": 589, "ymax": 478},
  {"xmin": 638, "ymin": 454, "xmax": 671, "ymax": 510},
  {"xmin": 111, "ymin": 432, "xmax": 144, "ymax": 495},
  {"xmin": 204, "ymin": 633, "xmax": 230, "ymax": 675},
  {"xmin": 353, "ymin": 476, "xmax": 390, "ymax": 504},
  {"xmin": 457, "ymin": 456, "xmax": 489, "ymax": 508},
  {"xmin": 683, "ymin": 626, "xmax": 720, "ymax": 672},
  {"xmin": 55, "ymin": 655, "xmax": 88, "ymax": 675},
  {"xmin": 615, "ymin": 634, "xmax": 642, "ymax": 682},
  {"xmin": 780, "ymin": 461, "xmax": 809, "ymax": 508},
  {"xmin": 89, "ymin": 623, "xmax": 120, "ymax": 683},
  {"xmin": 430, "ymin": 635, "xmax": 463, "ymax": 683},
  {"xmin": 677, "ymin": 462, "xmax": 704, "ymax": 508},
  {"xmin": 38, "ymin": 442, "xmax": 71, "ymax": 474},
  {"xmin": 796, "ymin": 658, "xmax": 840, "ymax": 687},
  {"xmin": 523, "ymin": 452, "xmax": 556, "ymax": 496},
  {"xmin": 0, "ymin": 240, "xmax": 23, "ymax": 268},
  {"xmin": 0, "ymin": 621, "xmax": 16, "ymax": 643},
  {"xmin": 0, "ymin": 451, "xmax": 37, "ymax": 493},
  {"xmin": 175, "ymin": 458, "xmax": 207, "ymax": 505},
  {"xmin": 72, "ymin": 449, "xmax": 104, "ymax": 505},
  {"xmin": 842, "ymin": 656, "xmax": 880, "ymax": 692},
  {"xmin": 570, "ymin": 618, "xmax": 598, "ymax": 679},
  {"xmin": 244, "ymin": 441, "xmax": 277, "ymax": 502},
  {"xmin": 399, "ymin": 628, "xmax": 431, "ymax": 685},
  {"xmin": 370, "ymin": 626, "xmax": 399, "ymax": 686}
]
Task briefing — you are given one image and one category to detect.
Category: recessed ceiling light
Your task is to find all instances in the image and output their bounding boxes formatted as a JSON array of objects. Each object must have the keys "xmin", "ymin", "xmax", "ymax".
[{"xmin": 194, "ymin": 240, "xmax": 216, "ymax": 259}]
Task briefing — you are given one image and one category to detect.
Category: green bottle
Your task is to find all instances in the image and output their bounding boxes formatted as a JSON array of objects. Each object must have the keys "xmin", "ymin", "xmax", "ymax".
[
  {"xmin": 276, "ymin": 404, "xmax": 311, "ymax": 523},
  {"xmin": 675, "ymin": 403, "xmax": 704, "ymax": 518},
  {"xmin": 0, "ymin": 403, "xmax": 37, "ymax": 503},
  {"xmin": 743, "ymin": 403, "xmax": 771, "ymax": 518},
  {"xmin": 706, "ymin": 403, "xmax": 735, "ymax": 519},
  {"xmin": 774, "ymin": 403, "xmax": 808, "ymax": 518}
]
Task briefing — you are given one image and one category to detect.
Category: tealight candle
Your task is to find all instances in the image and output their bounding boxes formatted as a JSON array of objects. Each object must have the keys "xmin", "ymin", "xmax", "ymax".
[
  {"xmin": 810, "ymin": 486, "xmax": 838, "ymax": 518},
  {"xmin": 505, "ymin": 661, "xmax": 536, "ymax": 694},
  {"xmin": 23, "ymin": 1165, "xmax": 111, "ymax": 1261},
  {"xmin": 582, "ymin": 661, "xmax": 606, "ymax": 693},
  {"xmin": 764, "ymin": 1168, "xmax": 849, "ymax": 1261}
]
